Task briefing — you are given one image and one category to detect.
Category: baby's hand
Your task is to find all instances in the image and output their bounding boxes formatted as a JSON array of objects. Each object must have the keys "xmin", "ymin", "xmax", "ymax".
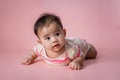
[
  {"xmin": 21, "ymin": 58, "xmax": 33, "ymax": 65},
  {"xmin": 69, "ymin": 56, "xmax": 84, "ymax": 70},
  {"xmin": 69, "ymin": 61, "xmax": 83, "ymax": 70}
]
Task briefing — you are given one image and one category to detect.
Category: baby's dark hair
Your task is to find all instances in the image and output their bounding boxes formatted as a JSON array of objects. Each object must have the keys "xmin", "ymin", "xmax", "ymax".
[{"xmin": 34, "ymin": 13, "xmax": 63, "ymax": 38}]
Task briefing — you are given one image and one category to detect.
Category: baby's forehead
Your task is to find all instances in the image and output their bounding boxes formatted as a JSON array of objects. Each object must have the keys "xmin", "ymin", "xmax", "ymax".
[
  {"xmin": 45, "ymin": 21, "xmax": 60, "ymax": 27},
  {"xmin": 37, "ymin": 22, "xmax": 62, "ymax": 35},
  {"xmin": 40, "ymin": 22, "xmax": 61, "ymax": 30}
]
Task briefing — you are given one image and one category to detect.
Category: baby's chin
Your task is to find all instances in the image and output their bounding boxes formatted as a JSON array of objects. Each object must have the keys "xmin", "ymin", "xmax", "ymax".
[{"xmin": 52, "ymin": 48, "xmax": 62, "ymax": 52}]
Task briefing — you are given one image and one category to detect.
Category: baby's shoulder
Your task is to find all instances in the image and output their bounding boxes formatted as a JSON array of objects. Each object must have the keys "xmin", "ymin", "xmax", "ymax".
[
  {"xmin": 66, "ymin": 38, "xmax": 82, "ymax": 43},
  {"xmin": 66, "ymin": 38, "xmax": 88, "ymax": 48}
]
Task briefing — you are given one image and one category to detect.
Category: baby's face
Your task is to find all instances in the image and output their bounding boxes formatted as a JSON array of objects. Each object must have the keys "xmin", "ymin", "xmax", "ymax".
[{"xmin": 37, "ymin": 22, "xmax": 66, "ymax": 53}]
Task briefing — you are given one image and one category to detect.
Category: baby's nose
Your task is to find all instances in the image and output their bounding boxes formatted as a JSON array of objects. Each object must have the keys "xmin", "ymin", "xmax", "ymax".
[{"xmin": 52, "ymin": 37, "xmax": 58, "ymax": 43}]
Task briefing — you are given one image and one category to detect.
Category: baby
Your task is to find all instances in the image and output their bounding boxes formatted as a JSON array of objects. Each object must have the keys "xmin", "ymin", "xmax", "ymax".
[{"xmin": 21, "ymin": 13, "xmax": 97, "ymax": 70}]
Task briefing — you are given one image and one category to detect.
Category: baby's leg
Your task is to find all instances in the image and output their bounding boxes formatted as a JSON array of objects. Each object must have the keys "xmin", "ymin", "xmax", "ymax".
[{"xmin": 85, "ymin": 44, "xmax": 97, "ymax": 59}]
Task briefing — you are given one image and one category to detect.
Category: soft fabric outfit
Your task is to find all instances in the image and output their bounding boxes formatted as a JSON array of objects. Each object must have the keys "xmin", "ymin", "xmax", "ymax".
[{"xmin": 33, "ymin": 38, "xmax": 91, "ymax": 65}]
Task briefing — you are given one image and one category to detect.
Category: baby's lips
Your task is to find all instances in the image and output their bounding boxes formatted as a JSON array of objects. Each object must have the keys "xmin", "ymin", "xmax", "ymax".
[{"xmin": 53, "ymin": 44, "xmax": 60, "ymax": 47}]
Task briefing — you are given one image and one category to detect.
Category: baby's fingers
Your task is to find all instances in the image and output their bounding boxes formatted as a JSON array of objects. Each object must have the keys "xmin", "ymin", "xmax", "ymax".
[
  {"xmin": 69, "ymin": 63, "xmax": 76, "ymax": 70},
  {"xmin": 69, "ymin": 62, "xmax": 82, "ymax": 70},
  {"xmin": 69, "ymin": 63, "xmax": 75, "ymax": 70},
  {"xmin": 76, "ymin": 65, "xmax": 82, "ymax": 70},
  {"xmin": 21, "ymin": 58, "xmax": 32, "ymax": 65}
]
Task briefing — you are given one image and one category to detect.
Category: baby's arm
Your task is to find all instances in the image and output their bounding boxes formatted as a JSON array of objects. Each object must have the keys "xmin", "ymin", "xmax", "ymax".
[
  {"xmin": 69, "ymin": 56, "xmax": 84, "ymax": 70},
  {"xmin": 21, "ymin": 50, "xmax": 37, "ymax": 65}
]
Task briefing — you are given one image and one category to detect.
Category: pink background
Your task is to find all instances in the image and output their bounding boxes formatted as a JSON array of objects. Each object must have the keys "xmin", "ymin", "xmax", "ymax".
[{"xmin": 0, "ymin": 0, "xmax": 120, "ymax": 80}]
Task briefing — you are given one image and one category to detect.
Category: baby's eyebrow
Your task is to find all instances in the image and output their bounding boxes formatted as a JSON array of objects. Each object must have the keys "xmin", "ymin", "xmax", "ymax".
[
  {"xmin": 42, "ymin": 33, "xmax": 50, "ymax": 38},
  {"xmin": 42, "ymin": 29, "xmax": 61, "ymax": 38},
  {"xmin": 55, "ymin": 29, "xmax": 60, "ymax": 32}
]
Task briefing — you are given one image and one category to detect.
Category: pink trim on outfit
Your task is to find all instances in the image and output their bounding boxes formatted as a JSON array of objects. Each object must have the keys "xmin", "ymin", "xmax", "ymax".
[{"xmin": 44, "ymin": 57, "xmax": 68, "ymax": 63}]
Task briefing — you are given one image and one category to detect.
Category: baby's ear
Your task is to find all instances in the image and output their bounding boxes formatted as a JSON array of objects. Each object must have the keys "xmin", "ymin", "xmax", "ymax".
[
  {"xmin": 37, "ymin": 40, "xmax": 42, "ymax": 44},
  {"xmin": 63, "ymin": 28, "xmax": 66, "ymax": 37}
]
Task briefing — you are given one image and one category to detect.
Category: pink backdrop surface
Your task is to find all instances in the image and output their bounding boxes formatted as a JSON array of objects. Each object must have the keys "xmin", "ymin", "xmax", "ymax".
[{"xmin": 0, "ymin": 0, "xmax": 120, "ymax": 80}]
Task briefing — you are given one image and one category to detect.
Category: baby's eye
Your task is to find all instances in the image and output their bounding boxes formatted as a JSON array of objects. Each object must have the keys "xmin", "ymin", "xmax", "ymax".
[
  {"xmin": 45, "ymin": 37, "xmax": 50, "ymax": 40},
  {"xmin": 55, "ymin": 33, "xmax": 60, "ymax": 36}
]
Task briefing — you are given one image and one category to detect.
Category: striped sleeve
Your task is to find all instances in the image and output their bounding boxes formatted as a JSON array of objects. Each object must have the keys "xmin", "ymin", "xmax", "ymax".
[{"xmin": 33, "ymin": 44, "xmax": 44, "ymax": 56}]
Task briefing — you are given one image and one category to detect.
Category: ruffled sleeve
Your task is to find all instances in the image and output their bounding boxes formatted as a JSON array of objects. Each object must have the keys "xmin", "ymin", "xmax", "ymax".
[
  {"xmin": 66, "ymin": 39, "xmax": 80, "ymax": 60},
  {"xmin": 66, "ymin": 38, "xmax": 90, "ymax": 60},
  {"xmin": 74, "ymin": 38, "xmax": 90, "ymax": 58}
]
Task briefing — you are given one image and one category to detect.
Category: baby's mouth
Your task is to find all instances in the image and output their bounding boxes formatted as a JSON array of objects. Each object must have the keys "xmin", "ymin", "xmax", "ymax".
[{"xmin": 53, "ymin": 44, "xmax": 60, "ymax": 48}]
